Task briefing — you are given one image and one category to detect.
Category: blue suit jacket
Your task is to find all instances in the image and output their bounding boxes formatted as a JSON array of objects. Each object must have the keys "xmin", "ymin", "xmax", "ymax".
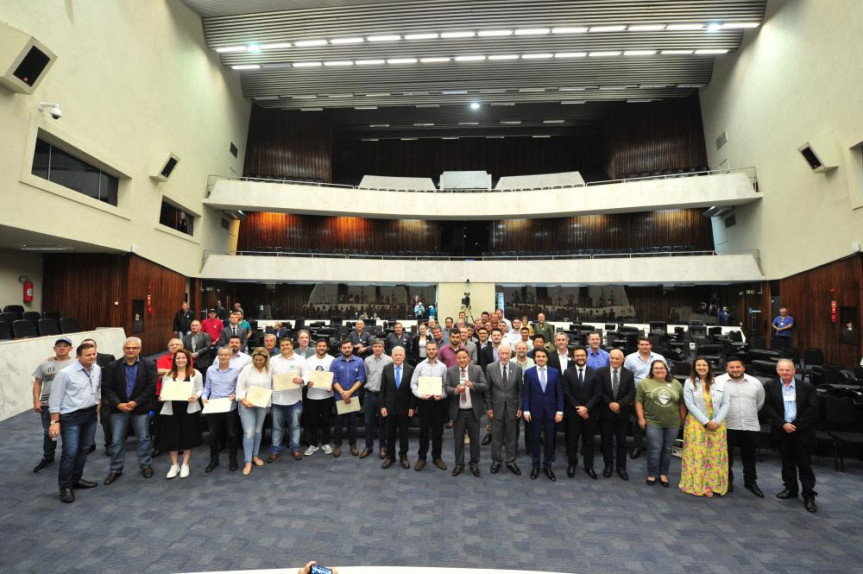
[{"xmin": 522, "ymin": 366, "xmax": 564, "ymax": 420}]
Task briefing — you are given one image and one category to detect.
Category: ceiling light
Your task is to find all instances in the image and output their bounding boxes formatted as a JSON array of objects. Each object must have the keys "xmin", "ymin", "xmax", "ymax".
[
  {"xmin": 231, "ymin": 64, "xmax": 260, "ymax": 70},
  {"xmin": 442, "ymin": 137, "xmax": 460, "ymax": 140},
  {"xmin": 441, "ymin": 31, "xmax": 475, "ymax": 39},
  {"xmin": 519, "ymin": 87, "xmax": 546, "ymax": 92},
  {"xmin": 490, "ymin": 102, "xmax": 515, "ymax": 106},
  {"xmin": 362, "ymin": 138, "xmax": 379, "ymax": 142},
  {"xmin": 624, "ymin": 50, "xmax": 657, "ymax": 56},
  {"xmin": 295, "ymin": 39, "xmax": 327, "ymax": 47},
  {"xmin": 414, "ymin": 122, "xmax": 434, "ymax": 126},
  {"xmin": 677, "ymin": 83, "xmax": 705, "ymax": 88},
  {"xmin": 552, "ymin": 26, "xmax": 588, "ymax": 34},
  {"xmin": 327, "ymin": 93, "xmax": 352, "ymax": 98},
  {"xmin": 292, "ymin": 94, "xmax": 317, "ymax": 99},
  {"xmin": 416, "ymin": 104, "xmax": 440, "ymax": 108},
  {"xmin": 459, "ymin": 122, "xmax": 479, "ymax": 125},
  {"xmin": 455, "ymin": 55, "xmax": 486, "ymax": 62},
  {"xmin": 555, "ymin": 52, "xmax": 587, "ymax": 58},
  {"xmin": 330, "ymin": 37, "xmax": 364, "ymax": 45},
  {"xmin": 216, "ymin": 46, "xmax": 246, "ymax": 53},
  {"xmin": 695, "ymin": 49, "xmax": 729, "ymax": 55},
  {"xmin": 355, "ymin": 106, "xmax": 378, "ymax": 110},
  {"xmin": 252, "ymin": 95, "xmax": 279, "ymax": 101},
  {"xmin": 387, "ymin": 58, "xmax": 418, "ymax": 64},
  {"xmin": 293, "ymin": 61, "xmax": 322, "ymax": 67},
  {"xmin": 627, "ymin": 99, "xmax": 654, "ymax": 103},
  {"xmin": 662, "ymin": 50, "xmax": 694, "ymax": 55},
  {"xmin": 543, "ymin": 119, "xmax": 565, "ymax": 124},
  {"xmin": 500, "ymin": 120, "xmax": 522, "ymax": 125},
  {"xmin": 324, "ymin": 61, "xmax": 354, "ymax": 66},
  {"xmin": 420, "ymin": 57, "xmax": 451, "ymax": 63},
  {"xmin": 667, "ymin": 24, "xmax": 705, "ymax": 31},
  {"xmin": 600, "ymin": 85, "xmax": 629, "ymax": 90},
  {"xmin": 401, "ymin": 137, "xmax": 419, "ymax": 141},
  {"xmin": 356, "ymin": 59, "xmax": 386, "ymax": 65},
  {"xmin": 532, "ymin": 135, "xmax": 551, "ymax": 138},
  {"xmin": 20, "ymin": 244, "xmax": 72, "ymax": 251},
  {"xmin": 478, "ymin": 30, "xmax": 513, "ymax": 37},
  {"xmin": 246, "ymin": 44, "xmax": 261, "ymax": 53},
  {"xmin": 628, "ymin": 24, "xmax": 666, "ymax": 31},
  {"xmin": 559, "ymin": 87, "xmax": 586, "ymax": 91},
  {"xmin": 405, "ymin": 33, "xmax": 439, "ymax": 40},
  {"xmin": 722, "ymin": 22, "xmax": 760, "ymax": 29},
  {"xmin": 470, "ymin": 102, "xmax": 481, "ymax": 110},
  {"xmin": 487, "ymin": 136, "xmax": 504, "ymax": 139},
  {"xmin": 522, "ymin": 53, "xmax": 553, "ymax": 59},
  {"xmin": 300, "ymin": 108, "xmax": 323, "ymax": 111},
  {"xmin": 561, "ymin": 100, "xmax": 586, "ymax": 104},
  {"xmin": 515, "ymin": 28, "xmax": 551, "ymax": 36},
  {"xmin": 489, "ymin": 54, "xmax": 520, "ymax": 61},
  {"xmin": 640, "ymin": 84, "xmax": 670, "ymax": 88},
  {"xmin": 706, "ymin": 22, "xmax": 723, "ymax": 32},
  {"xmin": 365, "ymin": 92, "xmax": 391, "ymax": 97},
  {"xmin": 590, "ymin": 51, "xmax": 621, "ymax": 57},
  {"xmin": 402, "ymin": 91, "xmax": 429, "ymax": 95},
  {"xmin": 370, "ymin": 123, "xmax": 390, "ymax": 128},
  {"xmin": 259, "ymin": 42, "xmax": 292, "ymax": 50},
  {"xmin": 589, "ymin": 25, "xmax": 626, "ymax": 33},
  {"xmin": 368, "ymin": 35, "xmax": 402, "ymax": 42},
  {"xmin": 442, "ymin": 89, "xmax": 468, "ymax": 94}
]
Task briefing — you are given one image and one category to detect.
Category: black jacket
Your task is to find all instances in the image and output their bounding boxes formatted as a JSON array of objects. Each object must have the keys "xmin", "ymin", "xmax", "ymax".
[{"xmin": 102, "ymin": 357, "xmax": 158, "ymax": 415}]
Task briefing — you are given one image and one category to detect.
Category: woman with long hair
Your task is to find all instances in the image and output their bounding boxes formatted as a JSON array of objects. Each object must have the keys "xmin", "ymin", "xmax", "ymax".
[
  {"xmin": 237, "ymin": 347, "xmax": 273, "ymax": 475},
  {"xmin": 635, "ymin": 360, "xmax": 686, "ymax": 487},
  {"xmin": 158, "ymin": 348, "xmax": 203, "ymax": 479}
]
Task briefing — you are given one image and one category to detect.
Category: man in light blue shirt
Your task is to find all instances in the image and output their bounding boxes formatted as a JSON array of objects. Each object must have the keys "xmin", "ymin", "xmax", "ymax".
[
  {"xmin": 586, "ymin": 332, "xmax": 610, "ymax": 370},
  {"xmin": 203, "ymin": 347, "xmax": 240, "ymax": 472},
  {"xmin": 47, "ymin": 342, "xmax": 101, "ymax": 503}
]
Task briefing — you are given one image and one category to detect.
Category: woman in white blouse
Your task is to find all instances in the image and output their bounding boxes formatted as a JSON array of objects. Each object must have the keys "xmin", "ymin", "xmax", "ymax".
[
  {"xmin": 158, "ymin": 348, "xmax": 203, "ymax": 479},
  {"xmin": 237, "ymin": 347, "xmax": 273, "ymax": 475}
]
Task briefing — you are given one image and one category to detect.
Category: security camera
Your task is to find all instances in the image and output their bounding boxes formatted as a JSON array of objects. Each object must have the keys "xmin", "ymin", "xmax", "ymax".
[{"xmin": 38, "ymin": 101, "xmax": 62, "ymax": 119}]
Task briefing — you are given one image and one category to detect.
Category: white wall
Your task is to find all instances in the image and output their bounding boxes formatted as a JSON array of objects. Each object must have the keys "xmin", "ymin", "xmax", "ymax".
[
  {"xmin": 0, "ymin": 1, "xmax": 250, "ymax": 277},
  {"xmin": 700, "ymin": 0, "xmax": 863, "ymax": 279},
  {"xmin": 0, "ymin": 249, "xmax": 42, "ymax": 312}
]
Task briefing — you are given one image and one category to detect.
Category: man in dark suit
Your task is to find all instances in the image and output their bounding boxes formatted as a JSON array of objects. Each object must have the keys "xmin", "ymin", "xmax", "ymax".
[
  {"xmin": 445, "ymin": 349, "xmax": 488, "ymax": 477},
  {"xmin": 763, "ymin": 359, "xmax": 819, "ymax": 513},
  {"xmin": 219, "ymin": 312, "xmax": 248, "ymax": 351},
  {"xmin": 597, "ymin": 349, "xmax": 635, "ymax": 480},
  {"xmin": 183, "ymin": 320, "xmax": 212, "ymax": 373},
  {"xmin": 522, "ymin": 348, "xmax": 564, "ymax": 481},
  {"xmin": 380, "ymin": 346, "xmax": 415, "ymax": 469},
  {"xmin": 101, "ymin": 337, "xmax": 158, "ymax": 485},
  {"xmin": 546, "ymin": 332, "xmax": 572, "ymax": 373},
  {"xmin": 479, "ymin": 328, "xmax": 501, "ymax": 370},
  {"xmin": 486, "ymin": 344, "xmax": 523, "ymax": 475},
  {"xmin": 562, "ymin": 346, "xmax": 602, "ymax": 479}
]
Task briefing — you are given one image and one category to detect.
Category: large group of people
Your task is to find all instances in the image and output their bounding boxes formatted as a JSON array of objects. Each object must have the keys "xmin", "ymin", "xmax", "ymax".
[{"xmin": 35, "ymin": 306, "xmax": 820, "ymax": 513}]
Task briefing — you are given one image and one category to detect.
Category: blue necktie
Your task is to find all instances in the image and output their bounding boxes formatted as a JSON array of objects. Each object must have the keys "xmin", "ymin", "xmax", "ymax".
[{"xmin": 395, "ymin": 366, "xmax": 402, "ymax": 389}]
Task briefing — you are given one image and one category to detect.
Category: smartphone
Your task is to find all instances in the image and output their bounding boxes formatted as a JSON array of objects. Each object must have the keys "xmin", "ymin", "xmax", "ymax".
[{"xmin": 310, "ymin": 566, "xmax": 333, "ymax": 574}]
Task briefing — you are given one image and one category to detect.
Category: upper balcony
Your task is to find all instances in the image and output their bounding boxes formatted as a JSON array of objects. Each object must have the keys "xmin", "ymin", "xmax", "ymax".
[{"xmin": 203, "ymin": 168, "xmax": 760, "ymax": 220}]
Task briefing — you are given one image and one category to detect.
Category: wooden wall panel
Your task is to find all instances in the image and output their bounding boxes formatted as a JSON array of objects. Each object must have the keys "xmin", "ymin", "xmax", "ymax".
[
  {"xmin": 773, "ymin": 254, "xmax": 862, "ymax": 365},
  {"xmin": 243, "ymin": 107, "xmax": 333, "ymax": 183},
  {"xmin": 126, "ymin": 255, "xmax": 187, "ymax": 353}
]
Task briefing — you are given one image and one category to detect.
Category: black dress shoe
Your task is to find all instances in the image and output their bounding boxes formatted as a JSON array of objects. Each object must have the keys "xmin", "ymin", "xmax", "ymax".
[
  {"xmin": 400, "ymin": 458, "xmax": 411, "ymax": 469},
  {"xmin": 585, "ymin": 467, "xmax": 598, "ymax": 480},
  {"xmin": 229, "ymin": 458, "xmax": 239, "ymax": 472},
  {"xmin": 507, "ymin": 463, "xmax": 522, "ymax": 476},
  {"xmin": 745, "ymin": 482, "xmax": 765, "ymax": 498},
  {"xmin": 545, "ymin": 468, "xmax": 556, "ymax": 482},
  {"xmin": 603, "ymin": 467, "xmax": 613, "ymax": 478},
  {"xmin": 73, "ymin": 479, "xmax": 98, "ymax": 489},
  {"xmin": 804, "ymin": 497, "xmax": 817, "ymax": 513},
  {"xmin": 87, "ymin": 444, "xmax": 96, "ymax": 454},
  {"xmin": 141, "ymin": 466, "xmax": 154, "ymax": 479},
  {"xmin": 59, "ymin": 488, "xmax": 75, "ymax": 503},
  {"xmin": 776, "ymin": 489, "xmax": 799, "ymax": 499},
  {"xmin": 205, "ymin": 459, "xmax": 219, "ymax": 473},
  {"xmin": 381, "ymin": 458, "xmax": 395, "ymax": 469},
  {"xmin": 566, "ymin": 465, "xmax": 576, "ymax": 478},
  {"xmin": 104, "ymin": 472, "xmax": 122, "ymax": 485},
  {"xmin": 33, "ymin": 458, "xmax": 54, "ymax": 473},
  {"xmin": 490, "ymin": 462, "xmax": 501, "ymax": 474},
  {"xmin": 629, "ymin": 447, "xmax": 642, "ymax": 459},
  {"xmin": 481, "ymin": 434, "xmax": 492, "ymax": 446},
  {"xmin": 470, "ymin": 464, "xmax": 480, "ymax": 477},
  {"xmin": 617, "ymin": 469, "xmax": 629, "ymax": 481},
  {"xmin": 452, "ymin": 465, "xmax": 464, "ymax": 477},
  {"xmin": 530, "ymin": 466, "xmax": 540, "ymax": 479}
]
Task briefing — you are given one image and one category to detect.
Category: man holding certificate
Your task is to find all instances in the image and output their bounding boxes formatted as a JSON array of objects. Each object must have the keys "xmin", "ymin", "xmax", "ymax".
[
  {"xmin": 202, "ymin": 347, "xmax": 240, "ymax": 472},
  {"xmin": 445, "ymin": 348, "xmax": 488, "ymax": 477},
  {"xmin": 303, "ymin": 339, "xmax": 335, "ymax": 456},
  {"xmin": 410, "ymin": 340, "xmax": 449, "ymax": 471},
  {"xmin": 269, "ymin": 338, "xmax": 306, "ymax": 462},
  {"xmin": 330, "ymin": 339, "xmax": 366, "ymax": 458}
]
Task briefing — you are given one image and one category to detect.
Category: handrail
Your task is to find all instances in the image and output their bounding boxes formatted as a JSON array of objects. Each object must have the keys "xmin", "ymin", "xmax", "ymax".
[{"xmin": 206, "ymin": 166, "xmax": 758, "ymax": 196}]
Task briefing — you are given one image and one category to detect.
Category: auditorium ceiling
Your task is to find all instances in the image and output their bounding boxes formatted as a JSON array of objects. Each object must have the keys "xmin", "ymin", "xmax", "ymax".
[{"xmin": 183, "ymin": 0, "xmax": 767, "ymax": 139}]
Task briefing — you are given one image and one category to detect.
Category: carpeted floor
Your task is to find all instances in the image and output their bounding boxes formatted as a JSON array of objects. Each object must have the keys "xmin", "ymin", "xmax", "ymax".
[{"xmin": 1, "ymin": 410, "xmax": 861, "ymax": 574}]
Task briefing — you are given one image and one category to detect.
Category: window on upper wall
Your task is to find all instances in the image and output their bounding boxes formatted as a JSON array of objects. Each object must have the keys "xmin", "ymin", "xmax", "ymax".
[
  {"xmin": 159, "ymin": 199, "xmax": 195, "ymax": 236},
  {"xmin": 31, "ymin": 138, "xmax": 119, "ymax": 206}
]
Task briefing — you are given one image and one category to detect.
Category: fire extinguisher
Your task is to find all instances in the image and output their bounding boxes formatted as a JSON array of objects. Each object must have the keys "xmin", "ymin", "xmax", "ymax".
[{"xmin": 19, "ymin": 275, "xmax": 33, "ymax": 303}]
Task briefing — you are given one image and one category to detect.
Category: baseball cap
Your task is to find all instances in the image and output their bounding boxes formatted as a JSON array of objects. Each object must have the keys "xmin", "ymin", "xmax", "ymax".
[{"xmin": 55, "ymin": 336, "xmax": 73, "ymax": 346}]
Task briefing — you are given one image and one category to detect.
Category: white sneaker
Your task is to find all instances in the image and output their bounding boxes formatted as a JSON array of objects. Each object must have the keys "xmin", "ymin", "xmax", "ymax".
[
  {"xmin": 304, "ymin": 445, "xmax": 319, "ymax": 456},
  {"xmin": 180, "ymin": 464, "xmax": 190, "ymax": 478},
  {"xmin": 166, "ymin": 465, "xmax": 180, "ymax": 479},
  {"xmin": 322, "ymin": 444, "xmax": 333, "ymax": 455}
]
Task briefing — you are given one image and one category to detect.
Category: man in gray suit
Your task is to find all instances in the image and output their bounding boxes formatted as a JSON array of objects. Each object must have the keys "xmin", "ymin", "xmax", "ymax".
[
  {"xmin": 218, "ymin": 312, "xmax": 248, "ymax": 352},
  {"xmin": 486, "ymin": 343, "xmax": 523, "ymax": 476},
  {"xmin": 445, "ymin": 349, "xmax": 488, "ymax": 477},
  {"xmin": 183, "ymin": 320, "xmax": 212, "ymax": 372}
]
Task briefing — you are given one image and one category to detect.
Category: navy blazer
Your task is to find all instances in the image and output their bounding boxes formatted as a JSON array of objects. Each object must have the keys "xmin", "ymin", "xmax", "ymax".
[
  {"xmin": 522, "ymin": 366, "xmax": 564, "ymax": 421},
  {"xmin": 561, "ymin": 364, "xmax": 602, "ymax": 414}
]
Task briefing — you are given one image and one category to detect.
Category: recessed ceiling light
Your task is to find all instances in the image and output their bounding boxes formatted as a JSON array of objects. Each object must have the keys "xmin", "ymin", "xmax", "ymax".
[
  {"xmin": 522, "ymin": 53, "xmax": 553, "ymax": 59},
  {"xmin": 330, "ymin": 37, "xmax": 365, "ymax": 45},
  {"xmin": 420, "ymin": 57, "xmax": 451, "ymax": 63},
  {"xmin": 662, "ymin": 50, "xmax": 694, "ymax": 55},
  {"xmin": 640, "ymin": 84, "xmax": 670, "ymax": 88},
  {"xmin": 478, "ymin": 30, "xmax": 513, "ymax": 37},
  {"xmin": 355, "ymin": 106, "xmax": 377, "ymax": 110},
  {"xmin": 442, "ymin": 89, "xmax": 469, "ymax": 95},
  {"xmin": 405, "ymin": 33, "xmax": 440, "ymax": 40},
  {"xmin": 294, "ymin": 39, "xmax": 327, "ymax": 47},
  {"xmin": 370, "ymin": 123, "xmax": 390, "ymax": 127},
  {"xmin": 543, "ymin": 119, "xmax": 565, "ymax": 124},
  {"xmin": 677, "ymin": 83, "xmax": 705, "ymax": 88},
  {"xmin": 356, "ymin": 59, "xmax": 386, "ymax": 65},
  {"xmin": 488, "ymin": 54, "xmax": 520, "ymax": 61},
  {"xmin": 490, "ymin": 102, "xmax": 515, "ymax": 106},
  {"xmin": 519, "ymin": 87, "xmax": 546, "ymax": 92},
  {"xmin": 454, "ymin": 55, "xmax": 486, "ymax": 62},
  {"xmin": 500, "ymin": 120, "xmax": 522, "ymax": 125},
  {"xmin": 365, "ymin": 92, "xmax": 391, "ymax": 97},
  {"xmin": 706, "ymin": 22, "xmax": 723, "ymax": 32},
  {"xmin": 259, "ymin": 42, "xmax": 292, "ymax": 50},
  {"xmin": 599, "ymin": 85, "xmax": 630, "ymax": 90},
  {"xmin": 441, "ymin": 31, "xmax": 476, "ymax": 39},
  {"xmin": 362, "ymin": 138, "xmax": 379, "ymax": 142},
  {"xmin": 561, "ymin": 100, "xmax": 586, "ymax": 104},
  {"xmin": 216, "ymin": 46, "xmax": 246, "ymax": 53},
  {"xmin": 559, "ymin": 86, "xmax": 587, "ymax": 91},
  {"xmin": 252, "ymin": 95, "xmax": 279, "ymax": 101},
  {"xmin": 552, "ymin": 26, "xmax": 588, "ymax": 34},
  {"xmin": 324, "ymin": 61, "xmax": 354, "ymax": 66},
  {"xmin": 20, "ymin": 244, "xmax": 72, "ymax": 251},
  {"xmin": 459, "ymin": 122, "xmax": 479, "ymax": 125},
  {"xmin": 624, "ymin": 50, "xmax": 657, "ymax": 56},
  {"xmin": 293, "ymin": 61, "xmax": 322, "ymax": 67},
  {"xmin": 414, "ymin": 122, "xmax": 434, "ymax": 126},
  {"xmin": 327, "ymin": 93, "xmax": 353, "ymax": 98},
  {"xmin": 590, "ymin": 51, "xmax": 622, "ymax": 57},
  {"xmin": 442, "ymin": 137, "xmax": 460, "ymax": 140},
  {"xmin": 486, "ymin": 136, "xmax": 505, "ymax": 139},
  {"xmin": 246, "ymin": 44, "xmax": 261, "ymax": 53},
  {"xmin": 401, "ymin": 137, "xmax": 419, "ymax": 141},
  {"xmin": 695, "ymin": 49, "xmax": 729, "ymax": 55},
  {"xmin": 470, "ymin": 102, "xmax": 481, "ymax": 110},
  {"xmin": 416, "ymin": 104, "xmax": 440, "ymax": 108},
  {"xmin": 628, "ymin": 24, "xmax": 666, "ymax": 31},
  {"xmin": 722, "ymin": 22, "xmax": 760, "ymax": 29},
  {"xmin": 589, "ymin": 25, "xmax": 627, "ymax": 33},
  {"xmin": 231, "ymin": 64, "xmax": 260, "ymax": 70},
  {"xmin": 300, "ymin": 108, "xmax": 323, "ymax": 111},
  {"xmin": 515, "ymin": 28, "xmax": 551, "ymax": 35},
  {"xmin": 555, "ymin": 52, "xmax": 587, "ymax": 58},
  {"xmin": 402, "ymin": 91, "xmax": 429, "ymax": 95},
  {"xmin": 532, "ymin": 135, "xmax": 551, "ymax": 138},
  {"xmin": 368, "ymin": 35, "xmax": 402, "ymax": 42},
  {"xmin": 667, "ymin": 24, "xmax": 705, "ymax": 31},
  {"xmin": 627, "ymin": 99, "xmax": 654, "ymax": 103},
  {"xmin": 387, "ymin": 58, "xmax": 418, "ymax": 64},
  {"xmin": 292, "ymin": 94, "xmax": 317, "ymax": 99}
]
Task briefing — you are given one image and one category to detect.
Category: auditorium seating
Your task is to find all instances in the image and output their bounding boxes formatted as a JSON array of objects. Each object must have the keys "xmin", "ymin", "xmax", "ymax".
[
  {"xmin": 22, "ymin": 311, "xmax": 41, "ymax": 322},
  {"xmin": 0, "ymin": 321, "xmax": 11, "ymax": 341},
  {"xmin": 37, "ymin": 318, "xmax": 61, "ymax": 336},
  {"xmin": 11, "ymin": 319, "xmax": 38, "ymax": 339},
  {"xmin": 2, "ymin": 305, "xmax": 24, "ymax": 319},
  {"xmin": 59, "ymin": 317, "xmax": 81, "ymax": 334},
  {"xmin": 0, "ymin": 311, "xmax": 18, "ymax": 324}
]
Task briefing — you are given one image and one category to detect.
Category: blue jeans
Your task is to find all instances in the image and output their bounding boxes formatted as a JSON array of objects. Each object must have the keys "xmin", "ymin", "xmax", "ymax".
[
  {"xmin": 238, "ymin": 403, "xmax": 268, "ymax": 463},
  {"xmin": 645, "ymin": 424, "xmax": 679, "ymax": 477},
  {"xmin": 271, "ymin": 402, "xmax": 303, "ymax": 454},
  {"xmin": 363, "ymin": 391, "xmax": 386, "ymax": 452},
  {"xmin": 109, "ymin": 412, "xmax": 153, "ymax": 473},
  {"xmin": 40, "ymin": 408, "xmax": 57, "ymax": 459},
  {"xmin": 58, "ymin": 406, "xmax": 98, "ymax": 489}
]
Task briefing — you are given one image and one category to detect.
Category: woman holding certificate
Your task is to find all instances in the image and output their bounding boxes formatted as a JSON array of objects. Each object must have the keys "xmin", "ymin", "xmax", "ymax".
[
  {"xmin": 237, "ymin": 347, "xmax": 274, "ymax": 475},
  {"xmin": 158, "ymin": 349, "xmax": 203, "ymax": 479}
]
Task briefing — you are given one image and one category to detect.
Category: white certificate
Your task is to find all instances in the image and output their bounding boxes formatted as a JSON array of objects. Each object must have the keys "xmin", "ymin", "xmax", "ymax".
[
  {"xmin": 161, "ymin": 381, "xmax": 194, "ymax": 401},
  {"xmin": 201, "ymin": 397, "xmax": 232, "ymax": 414},
  {"xmin": 309, "ymin": 370, "xmax": 334, "ymax": 391},
  {"xmin": 246, "ymin": 385, "xmax": 273, "ymax": 407},
  {"xmin": 335, "ymin": 397, "xmax": 361, "ymax": 415},
  {"xmin": 273, "ymin": 372, "xmax": 303, "ymax": 392},
  {"xmin": 418, "ymin": 376, "xmax": 442, "ymax": 396}
]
